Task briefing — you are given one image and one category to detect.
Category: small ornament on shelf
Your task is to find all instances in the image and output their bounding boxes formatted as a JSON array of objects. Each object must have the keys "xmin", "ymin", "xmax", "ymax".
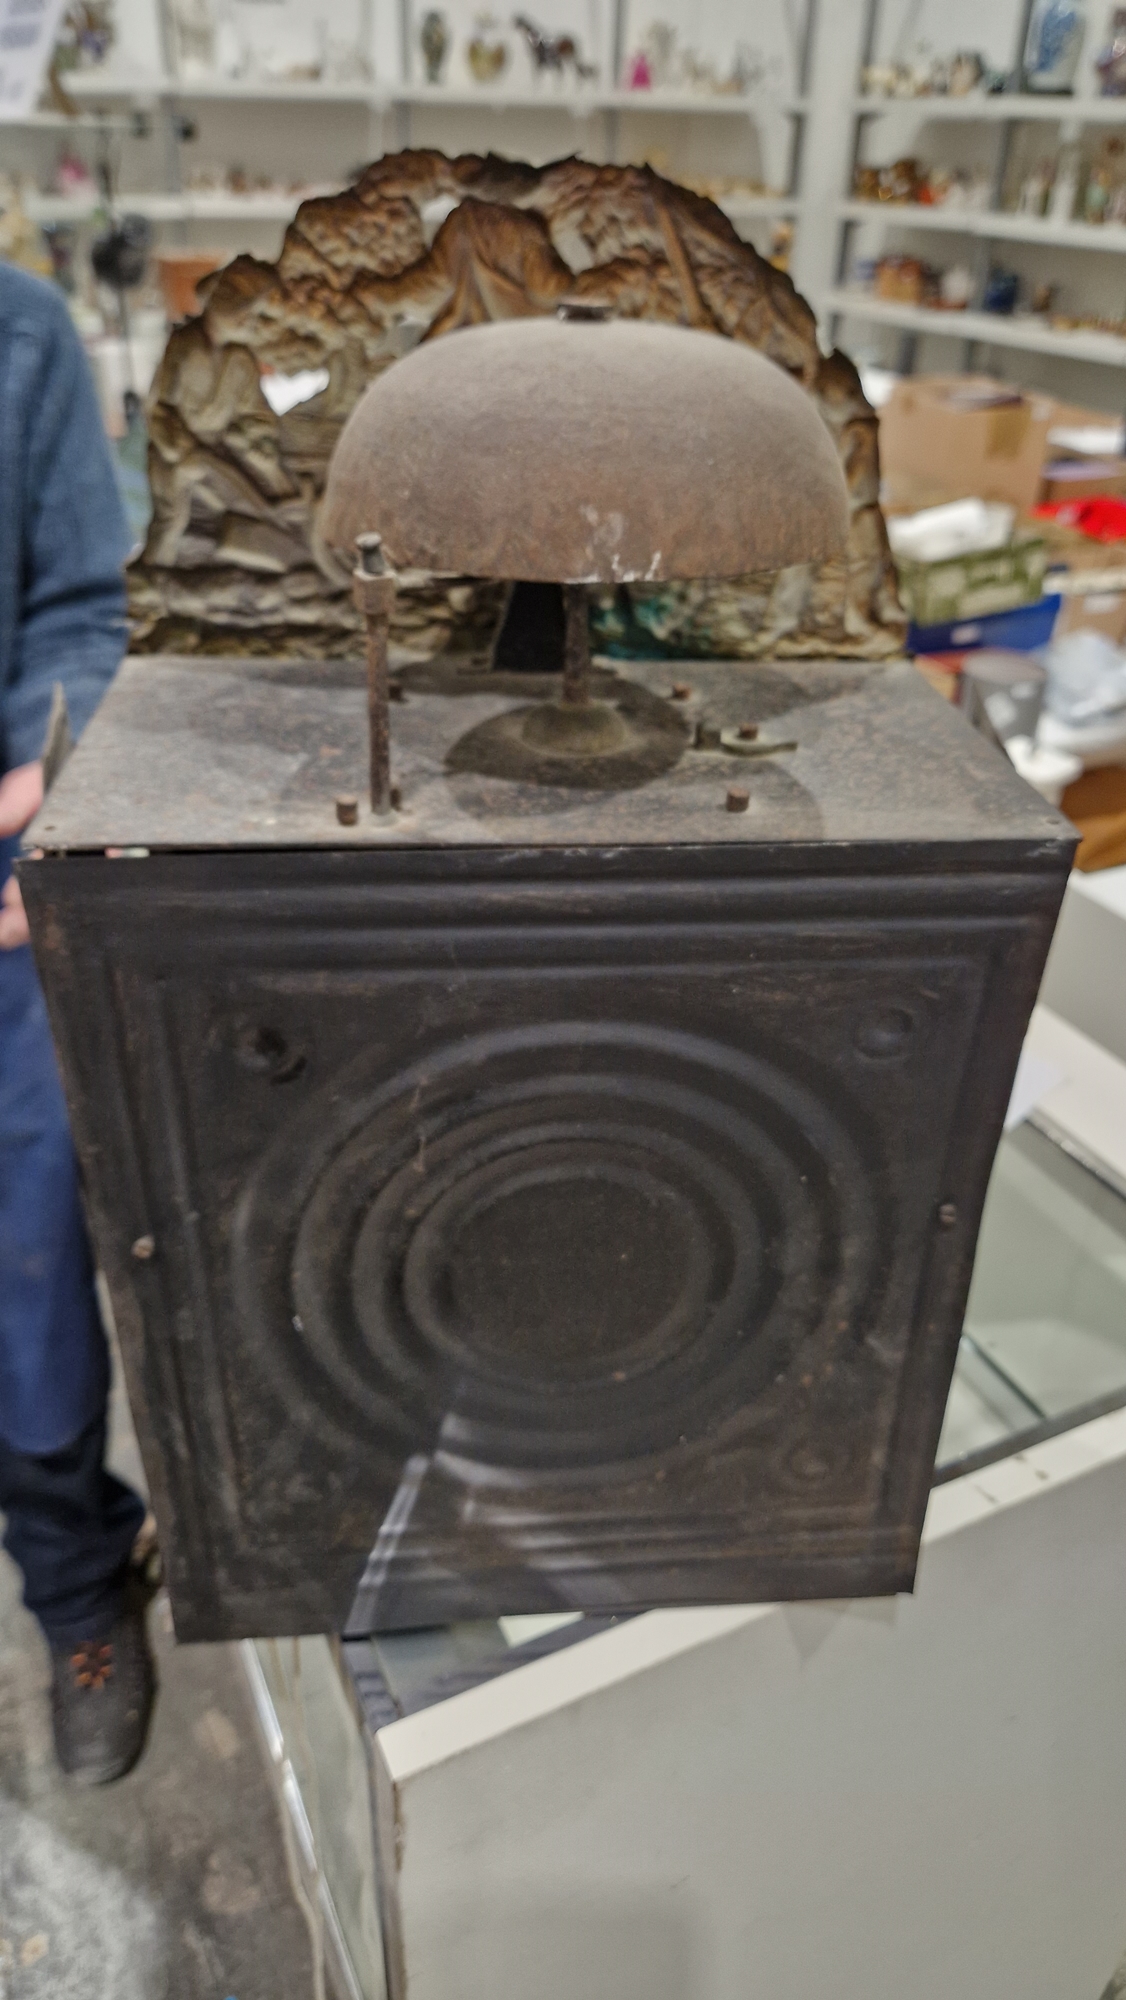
[
  {"xmin": 1083, "ymin": 133, "xmax": 1126, "ymax": 217},
  {"xmin": 1049, "ymin": 139, "xmax": 1082, "ymax": 218},
  {"xmin": 512, "ymin": 14, "xmax": 595, "ymax": 82},
  {"xmin": 467, "ymin": 14, "xmax": 508, "ymax": 81},
  {"xmin": 1017, "ymin": 158, "xmax": 1055, "ymax": 215},
  {"xmin": 619, "ymin": 20, "xmax": 761, "ymax": 96},
  {"xmin": 938, "ymin": 264, "xmax": 974, "ymax": 308},
  {"xmin": 861, "ymin": 44, "xmax": 1000, "ymax": 98},
  {"xmin": 1096, "ymin": 7, "xmax": 1126, "ymax": 91},
  {"xmin": 168, "ymin": 0, "xmax": 216, "ymax": 80},
  {"xmin": 1023, "ymin": 0, "xmax": 1087, "ymax": 93},
  {"xmin": 54, "ymin": 3, "xmax": 115, "ymax": 71},
  {"xmin": 420, "ymin": 8, "xmax": 450, "ymax": 81},
  {"xmin": 982, "ymin": 266, "xmax": 1020, "ymax": 314}
]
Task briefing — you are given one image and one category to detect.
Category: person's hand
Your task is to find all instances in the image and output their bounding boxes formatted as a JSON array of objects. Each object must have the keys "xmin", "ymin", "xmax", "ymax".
[{"xmin": 0, "ymin": 761, "xmax": 44, "ymax": 951}]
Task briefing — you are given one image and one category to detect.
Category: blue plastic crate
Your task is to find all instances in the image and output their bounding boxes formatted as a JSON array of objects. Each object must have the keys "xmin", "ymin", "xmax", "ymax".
[{"xmin": 907, "ymin": 595, "xmax": 1062, "ymax": 657}]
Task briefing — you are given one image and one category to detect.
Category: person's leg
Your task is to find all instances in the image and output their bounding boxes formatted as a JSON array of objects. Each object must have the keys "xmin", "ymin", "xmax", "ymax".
[
  {"xmin": 0, "ymin": 893, "xmax": 154, "ymax": 1782},
  {"xmin": 0, "ymin": 1410, "xmax": 145, "ymax": 1644}
]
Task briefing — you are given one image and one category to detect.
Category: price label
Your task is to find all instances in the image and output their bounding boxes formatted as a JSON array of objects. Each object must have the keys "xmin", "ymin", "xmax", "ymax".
[{"xmin": 0, "ymin": 0, "xmax": 69, "ymax": 121}]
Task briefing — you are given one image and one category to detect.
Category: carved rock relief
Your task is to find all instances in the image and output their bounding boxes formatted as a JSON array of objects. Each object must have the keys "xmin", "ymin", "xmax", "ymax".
[{"xmin": 130, "ymin": 151, "xmax": 905, "ymax": 660}]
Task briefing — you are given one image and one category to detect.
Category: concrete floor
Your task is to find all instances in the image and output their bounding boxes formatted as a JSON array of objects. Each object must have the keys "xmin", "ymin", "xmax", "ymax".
[
  {"xmin": 0, "ymin": 1350, "xmax": 316, "ymax": 2000},
  {"xmin": 0, "ymin": 1551, "xmax": 316, "ymax": 2000}
]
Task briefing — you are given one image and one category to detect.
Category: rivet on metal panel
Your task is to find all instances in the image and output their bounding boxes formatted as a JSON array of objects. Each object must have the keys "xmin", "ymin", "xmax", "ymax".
[
  {"xmin": 725, "ymin": 787, "xmax": 750, "ymax": 814},
  {"xmin": 131, "ymin": 1235, "xmax": 156, "ymax": 1261}
]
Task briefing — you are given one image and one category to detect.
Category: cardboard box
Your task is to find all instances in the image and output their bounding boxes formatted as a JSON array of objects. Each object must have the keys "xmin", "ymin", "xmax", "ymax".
[
  {"xmin": 1055, "ymin": 585, "xmax": 1126, "ymax": 645},
  {"xmin": 895, "ymin": 537, "xmax": 1048, "ymax": 625},
  {"xmin": 1040, "ymin": 459, "xmax": 1126, "ymax": 504},
  {"xmin": 879, "ymin": 375, "xmax": 1056, "ymax": 514}
]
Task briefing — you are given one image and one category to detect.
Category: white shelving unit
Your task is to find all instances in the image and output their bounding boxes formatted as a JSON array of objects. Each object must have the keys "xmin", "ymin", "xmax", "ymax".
[
  {"xmin": 851, "ymin": 91, "xmax": 1126, "ymax": 124},
  {"xmin": 838, "ymin": 198, "xmax": 1126, "ymax": 253},
  {"xmin": 0, "ymin": 0, "xmax": 815, "ymax": 291},
  {"xmin": 824, "ymin": 286, "xmax": 1126, "ymax": 367},
  {"xmin": 823, "ymin": 0, "xmax": 1126, "ymax": 402}
]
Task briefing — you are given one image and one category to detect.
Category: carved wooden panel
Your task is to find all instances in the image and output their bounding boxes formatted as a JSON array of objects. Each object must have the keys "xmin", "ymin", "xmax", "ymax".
[{"xmin": 131, "ymin": 154, "xmax": 905, "ymax": 663}]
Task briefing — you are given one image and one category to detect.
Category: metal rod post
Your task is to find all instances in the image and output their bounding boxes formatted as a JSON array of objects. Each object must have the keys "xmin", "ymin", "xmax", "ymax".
[
  {"xmin": 561, "ymin": 583, "xmax": 591, "ymax": 707},
  {"xmin": 353, "ymin": 534, "xmax": 398, "ymax": 816}
]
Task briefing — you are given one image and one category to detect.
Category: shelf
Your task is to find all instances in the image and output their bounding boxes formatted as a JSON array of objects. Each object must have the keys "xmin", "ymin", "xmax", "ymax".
[
  {"xmin": 58, "ymin": 68, "xmax": 801, "ymax": 118},
  {"xmin": 21, "ymin": 181, "xmax": 790, "ymax": 228},
  {"xmin": 825, "ymin": 287, "xmax": 1126, "ymax": 364},
  {"xmin": 0, "ymin": 108, "xmax": 138, "ymax": 131},
  {"xmin": 24, "ymin": 187, "xmax": 338, "ymax": 223},
  {"xmin": 852, "ymin": 92, "xmax": 1126, "ymax": 124},
  {"xmin": 839, "ymin": 199, "xmax": 1126, "ymax": 251},
  {"xmin": 719, "ymin": 194, "xmax": 802, "ymax": 220},
  {"xmin": 64, "ymin": 70, "xmax": 372, "ymax": 103},
  {"xmin": 392, "ymin": 83, "xmax": 603, "ymax": 112}
]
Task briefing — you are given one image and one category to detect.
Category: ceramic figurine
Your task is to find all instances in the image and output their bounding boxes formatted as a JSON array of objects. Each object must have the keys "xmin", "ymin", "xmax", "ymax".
[
  {"xmin": 947, "ymin": 49, "xmax": 985, "ymax": 93},
  {"xmin": 512, "ymin": 15, "xmax": 596, "ymax": 81},
  {"xmin": 168, "ymin": 0, "xmax": 216, "ymax": 79},
  {"xmin": 1096, "ymin": 6, "xmax": 1126, "ymax": 90},
  {"xmin": 468, "ymin": 14, "xmax": 508, "ymax": 80},
  {"xmin": 1049, "ymin": 141, "xmax": 1081, "ymax": 217},
  {"xmin": 1024, "ymin": 0, "xmax": 1087, "ymax": 91},
  {"xmin": 1017, "ymin": 158, "xmax": 1054, "ymax": 213},
  {"xmin": 55, "ymin": 2, "xmax": 115, "ymax": 70},
  {"xmin": 420, "ymin": 9, "xmax": 450, "ymax": 82}
]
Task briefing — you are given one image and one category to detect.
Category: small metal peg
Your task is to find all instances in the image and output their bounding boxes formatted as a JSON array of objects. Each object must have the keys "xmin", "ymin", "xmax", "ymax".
[
  {"xmin": 335, "ymin": 796, "xmax": 359, "ymax": 826},
  {"xmin": 355, "ymin": 532, "xmax": 386, "ymax": 576},
  {"xmin": 131, "ymin": 1234, "xmax": 156, "ymax": 1261},
  {"xmin": 738, "ymin": 722, "xmax": 759, "ymax": 741},
  {"xmin": 725, "ymin": 786, "xmax": 750, "ymax": 814}
]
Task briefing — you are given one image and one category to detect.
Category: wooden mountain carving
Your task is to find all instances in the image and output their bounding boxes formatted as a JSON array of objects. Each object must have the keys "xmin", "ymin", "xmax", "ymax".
[{"xmin": 131, "ymin": 151, "xmax": 905, "ymax": 660}]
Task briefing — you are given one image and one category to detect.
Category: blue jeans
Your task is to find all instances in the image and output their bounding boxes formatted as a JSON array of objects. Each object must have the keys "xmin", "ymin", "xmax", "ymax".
[{"xmin": 0, "ymin": 848, "xmax": 144, "ymax": 1640}]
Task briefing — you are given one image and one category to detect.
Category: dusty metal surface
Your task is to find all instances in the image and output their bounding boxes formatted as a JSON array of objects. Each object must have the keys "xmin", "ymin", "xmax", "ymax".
[
  {"xmin": 320, "ymin": 319, "xmax": 848, "ymax": 584},
  {"xmin": 20, "ymin": 648, "xmax": 1074, "ymax": 1641},
  {"xmin": 29, "ymin": 652, "xmax": 1069, "ymax": 855}
]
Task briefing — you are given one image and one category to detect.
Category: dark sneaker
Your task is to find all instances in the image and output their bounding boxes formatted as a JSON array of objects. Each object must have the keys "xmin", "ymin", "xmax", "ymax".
[{"xmin": 49, "ymin": 1594, "xmax": 156, "ymax": 1786}]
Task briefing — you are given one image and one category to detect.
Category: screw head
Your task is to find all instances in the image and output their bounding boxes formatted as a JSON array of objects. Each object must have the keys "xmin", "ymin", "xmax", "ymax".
[
  {"xmin": 335, "ymin": 795, "xmax": 359, "ymax": 826},
  {"xmin": 938, "ymin": 1202, "xmax": 958, "ymax": 1229},
  {"xmin": 738, "ymin": 722, "xmax": 759, "ymax": 741},
  {"xmin": 671, "ymin": 682, "xmax": 693, "ymax": 701},
  {"xmin": 131, "ymin": 1234, "xmax": 156, "ymax": 1262},
  {"xmin": 725, "ymin": 786, "xmax": 750, "ymax": 813}
]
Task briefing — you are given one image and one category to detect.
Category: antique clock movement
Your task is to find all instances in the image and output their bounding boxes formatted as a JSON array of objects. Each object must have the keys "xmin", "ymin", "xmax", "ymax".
[{"xmin": 20, "ymin": 312, "xmax": 1073, "ymax": 1639}]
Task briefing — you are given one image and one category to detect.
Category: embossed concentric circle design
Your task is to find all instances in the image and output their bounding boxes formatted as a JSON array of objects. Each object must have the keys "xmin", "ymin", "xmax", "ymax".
[{"xmin": 232, "ymin": 1022, "xmax": 880, "ymax": 1476}]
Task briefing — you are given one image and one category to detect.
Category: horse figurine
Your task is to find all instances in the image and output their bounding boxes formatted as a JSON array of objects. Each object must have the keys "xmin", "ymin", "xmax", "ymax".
[{"xmin": 512, "ymin": 14, "xmax": 597, "ymax": 79}]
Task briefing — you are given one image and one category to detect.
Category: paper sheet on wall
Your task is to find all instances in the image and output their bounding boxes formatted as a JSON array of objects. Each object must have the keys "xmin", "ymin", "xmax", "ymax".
[{"xmin": 0, "ymin": 0, "xmax": 68, "ymax": 122}]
